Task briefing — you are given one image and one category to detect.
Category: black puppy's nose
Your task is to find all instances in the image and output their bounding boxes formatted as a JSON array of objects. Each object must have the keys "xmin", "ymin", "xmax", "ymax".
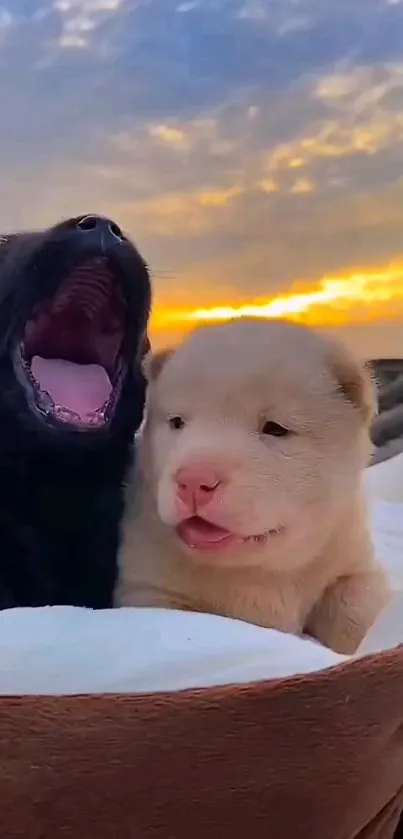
[{"xmin": 76, "ymin": 215, "xmax": 125, "ymax": 245}]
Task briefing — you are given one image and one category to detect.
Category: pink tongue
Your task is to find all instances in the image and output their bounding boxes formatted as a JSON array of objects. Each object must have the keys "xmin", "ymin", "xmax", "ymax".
[
  {"xmin": 31, "ymin": 356, "xmax": 112, "ymax": 418},
  {"xmin": 177, "ymin": 518, "xmax": 238, "ymax": 550}
]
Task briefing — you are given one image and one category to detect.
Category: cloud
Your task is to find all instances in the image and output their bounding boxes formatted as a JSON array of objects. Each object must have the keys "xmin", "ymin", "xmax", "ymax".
[
  {"xmin": 149, "ymin": 123, "xmax": 190, "ymax": 149},
  {"xmin": 257, "ymin": 178, "xmax": 278, "ymax": 193},
  {"xmin": 0, "ymin": 8, "xmax": 13, "ymax": 30},
  {"xmin": 290, "ymin": 176, "xmax": 315, "ymax": 194},
  {"xmin": 54, "ymin": 0, "xmax": 123, "ymax": 49},
  {"xmin": 111, "ymin": 184, "xmax": 245, "ymax": 238}
]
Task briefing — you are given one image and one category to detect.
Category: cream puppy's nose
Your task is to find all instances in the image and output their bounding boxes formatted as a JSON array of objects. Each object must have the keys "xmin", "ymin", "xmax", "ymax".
[{"xmin": 175, "ymin": 463, "xmax": 223, "ymax": 511}]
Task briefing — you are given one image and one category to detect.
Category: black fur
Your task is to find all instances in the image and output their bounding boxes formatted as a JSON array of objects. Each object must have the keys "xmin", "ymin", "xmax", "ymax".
[{"xmin": 0, "ymin": 216, "xmax": 150, "ymax": 609}]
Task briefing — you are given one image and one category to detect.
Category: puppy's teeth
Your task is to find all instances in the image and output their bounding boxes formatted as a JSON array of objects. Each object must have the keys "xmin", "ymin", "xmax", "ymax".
[
  {"xmin": 54, "ymin": 406, "xmax": 82, "ymax": 424},
  {"xmin": 85, "ymin": 412, "xmax": 104, "ymax": 426},
  {"xmin": 38, "ymin": 390, "xmax": 55, "ymax": 413}
]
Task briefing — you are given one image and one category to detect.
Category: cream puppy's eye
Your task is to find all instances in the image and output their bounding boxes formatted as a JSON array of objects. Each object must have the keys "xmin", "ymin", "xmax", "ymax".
[
  {"xmin": 168, "ymin": 415, "xmax": 185, "ymax": 430},
  {"xmin": 261, "ymin": 420, "xmax": 290, "ymax": 437}
]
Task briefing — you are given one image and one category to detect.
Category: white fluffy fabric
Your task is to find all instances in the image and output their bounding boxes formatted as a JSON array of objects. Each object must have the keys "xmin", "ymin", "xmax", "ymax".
[{"xmin": 0, "ymin": 455, "xmax": 402, "ymax": 696}]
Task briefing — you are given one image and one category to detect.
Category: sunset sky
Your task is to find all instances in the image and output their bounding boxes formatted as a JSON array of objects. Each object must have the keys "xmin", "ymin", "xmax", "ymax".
[{"xmin": 2, "ymin": 0, "xmax": 403, "ymax": 357}]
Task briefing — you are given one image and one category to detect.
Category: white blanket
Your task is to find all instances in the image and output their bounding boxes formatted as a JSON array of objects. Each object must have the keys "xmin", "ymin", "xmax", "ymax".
[{"xmin": 0, "ymin": 456, "xmax": 402, "ymax": 696}]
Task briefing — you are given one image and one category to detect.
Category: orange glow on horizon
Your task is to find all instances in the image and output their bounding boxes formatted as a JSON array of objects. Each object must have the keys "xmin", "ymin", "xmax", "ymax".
[{"xmin": 150, "ymin": 260, "xmax": 403, "ymax": 336}]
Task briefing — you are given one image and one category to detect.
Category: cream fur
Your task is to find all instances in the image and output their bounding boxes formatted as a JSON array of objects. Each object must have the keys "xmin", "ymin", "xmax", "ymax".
[{"xmin": 116, "ymin": 318, "xmax": 390, "ymax": 654}]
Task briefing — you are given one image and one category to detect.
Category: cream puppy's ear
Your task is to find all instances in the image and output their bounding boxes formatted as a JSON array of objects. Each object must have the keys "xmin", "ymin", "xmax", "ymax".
[
  {"xmin": 328, "ymin": 344, "xmax": 377, "ymax": 427},
  {"xmin": 142, "ymin": 348, "xmax": 174, "ymax": 382}
]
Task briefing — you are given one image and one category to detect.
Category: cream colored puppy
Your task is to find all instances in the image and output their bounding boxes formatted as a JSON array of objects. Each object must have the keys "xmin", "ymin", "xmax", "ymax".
[{"xmin": 116, "ymin": 318, "xmax": 390, "ymax": 654}]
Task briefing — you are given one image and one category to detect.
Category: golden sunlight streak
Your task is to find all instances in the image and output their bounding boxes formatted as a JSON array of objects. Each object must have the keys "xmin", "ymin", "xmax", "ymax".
[{"xmin": 150, "ymin": 261, "xmax": 403, "ymax": 336}]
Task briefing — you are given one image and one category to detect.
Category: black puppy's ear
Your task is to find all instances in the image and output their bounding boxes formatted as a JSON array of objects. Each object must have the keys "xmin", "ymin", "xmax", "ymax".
[
  {"xmin": 328, "ymin": 345, "xmax": 377, "ymax": 427},
  {"xmin": 142, "ymin": 348, "xmax": 174, "ymax": 382}
]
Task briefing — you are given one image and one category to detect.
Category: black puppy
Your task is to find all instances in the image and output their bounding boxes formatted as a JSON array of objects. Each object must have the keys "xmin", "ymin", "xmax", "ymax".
[{"xmin": 0, "ymin": 214, "xmax": 151, "ymax": 609}]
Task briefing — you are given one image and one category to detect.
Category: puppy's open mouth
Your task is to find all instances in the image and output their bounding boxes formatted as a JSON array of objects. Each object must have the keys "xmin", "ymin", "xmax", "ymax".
[
  {"xmin": 176, "ymin": 516, "xmax": 283, "ymax": 553},
  {"xmin": 18, "ymin": 257, "xmax": 127, "ymax": 429}
]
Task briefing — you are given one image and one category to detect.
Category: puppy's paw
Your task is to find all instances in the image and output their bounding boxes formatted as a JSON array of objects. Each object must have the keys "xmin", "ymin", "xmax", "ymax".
[{"xmin": 306, "ymin": 566, "xmax": 391, "ymax": 655}]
